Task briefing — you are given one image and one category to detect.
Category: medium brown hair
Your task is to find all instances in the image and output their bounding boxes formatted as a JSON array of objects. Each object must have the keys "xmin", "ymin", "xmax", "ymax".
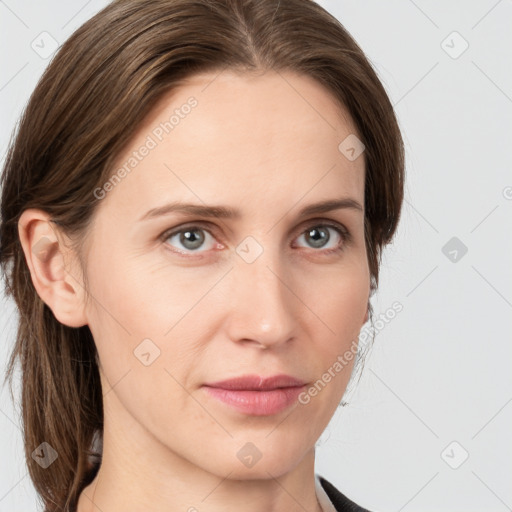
[{"xmin": 0, "ymin": 0, "xmax": 404, "ymax": 510}]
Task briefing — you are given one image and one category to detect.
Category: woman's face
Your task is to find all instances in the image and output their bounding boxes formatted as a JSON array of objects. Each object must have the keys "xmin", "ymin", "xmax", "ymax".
[{"xmin": 82, "ymin": 69, "xmax": 369, "ymax": 479}]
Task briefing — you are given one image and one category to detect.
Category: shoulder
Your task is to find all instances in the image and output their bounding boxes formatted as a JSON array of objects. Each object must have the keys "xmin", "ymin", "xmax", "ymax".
[{"xmin": 318, "ymin": 475, "xmax": 374, "ymax": 512}]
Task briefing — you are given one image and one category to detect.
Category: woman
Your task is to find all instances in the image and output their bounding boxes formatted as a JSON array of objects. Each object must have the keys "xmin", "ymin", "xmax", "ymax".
[{"xmin": 0, "ymin": 0, "xmax": 404, "ymax": 510}]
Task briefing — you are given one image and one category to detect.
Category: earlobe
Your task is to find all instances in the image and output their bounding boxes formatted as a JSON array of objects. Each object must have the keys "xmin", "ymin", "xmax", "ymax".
[{"xmin": 18, "ymin": 209, "xmax": 88, "ymax": 328}]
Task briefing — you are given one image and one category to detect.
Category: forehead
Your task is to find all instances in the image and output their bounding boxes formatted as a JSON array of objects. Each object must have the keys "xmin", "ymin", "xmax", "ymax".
[{"xmin": 100, "ymin": 69, "xmax": 365, "ymax": 220}]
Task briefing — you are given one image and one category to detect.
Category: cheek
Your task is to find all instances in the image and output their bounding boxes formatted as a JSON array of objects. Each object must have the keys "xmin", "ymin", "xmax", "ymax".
[
  {"xmin": 84, "ymin": 250, "xmax": 220, "ymax": 389},
  {"xmin": 86, "ymin": 243, "xmax": 202, "ymax": 333},
  {"xmin": 307, "ymin": 264, "xmax": 369, "ymax": 338},
  {"xmin": 299, "ymin": 267, "xmax": 369, "ymax": 402},
  {"xmin": 304, "ymin": 271, "xmax": 368, "ymax": 398}
]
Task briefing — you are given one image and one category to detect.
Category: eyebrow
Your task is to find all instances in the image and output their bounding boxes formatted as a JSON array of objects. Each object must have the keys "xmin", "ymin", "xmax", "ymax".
[{"xmin": 139, "ymin": 197, "xmax": 363, "ymax": 222}]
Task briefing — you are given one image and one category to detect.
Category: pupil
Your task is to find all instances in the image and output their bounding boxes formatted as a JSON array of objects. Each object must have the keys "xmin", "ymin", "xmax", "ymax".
[
  {"xmin": 308, "ymin": 227, "xmax": 329, "ymax": 248},
  {"xmin": 181, "ymin": 229, "xmax": 204, "ymax": 250}
]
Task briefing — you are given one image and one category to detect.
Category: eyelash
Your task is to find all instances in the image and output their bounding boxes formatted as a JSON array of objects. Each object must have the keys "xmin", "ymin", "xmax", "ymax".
[{"xmin": 159, "ymin": 219, "xmax": 352, "ymax": 258}]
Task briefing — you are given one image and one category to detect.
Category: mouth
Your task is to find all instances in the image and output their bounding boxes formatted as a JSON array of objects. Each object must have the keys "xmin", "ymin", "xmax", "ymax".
[{"xmin": 201, "ymin": 374, "xmax": 307, "ymax": 416}]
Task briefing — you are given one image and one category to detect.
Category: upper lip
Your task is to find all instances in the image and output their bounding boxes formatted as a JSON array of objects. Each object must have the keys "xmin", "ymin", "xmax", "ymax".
[{"xmin": 203, "ymin": 374, "xmax": 306, "ymax": 390}]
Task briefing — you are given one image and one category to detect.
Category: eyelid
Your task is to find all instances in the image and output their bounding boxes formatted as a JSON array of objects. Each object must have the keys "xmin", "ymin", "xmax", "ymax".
[
  {"xmin": 160, "ymin": 220, "xmax": 220, "ymax": 243},
  {"xmin": 299, "ymin": 216, "xmax": 351, "ymax": 236}
]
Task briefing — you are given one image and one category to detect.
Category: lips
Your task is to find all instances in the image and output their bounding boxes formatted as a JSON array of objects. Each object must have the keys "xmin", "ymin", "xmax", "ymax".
[
  {"xmin": 202, "ymin": 374, "xmax": 307, "ymax": 416},
  {"xmin": 203, "ymin": 374, "xmax": 306, "ymax": 390}
]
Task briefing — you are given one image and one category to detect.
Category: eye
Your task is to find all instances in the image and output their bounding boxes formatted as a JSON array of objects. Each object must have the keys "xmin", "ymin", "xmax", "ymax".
[
  {"xmin": 160, "ymin": 220, "xmax": 350, "ymax": 257},
  {"xmin": 293, "ymin": 222, "xmax": 349, "ymax": 253},
  {"xmin": 163, "ymin": 224, "xmax": 220, "ymax": 254}
]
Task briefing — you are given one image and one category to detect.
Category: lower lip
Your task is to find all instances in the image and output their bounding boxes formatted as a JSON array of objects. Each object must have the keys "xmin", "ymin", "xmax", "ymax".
[{"xmin": 202, "ymin": 385, "xmax": 306, "ymax": 416}]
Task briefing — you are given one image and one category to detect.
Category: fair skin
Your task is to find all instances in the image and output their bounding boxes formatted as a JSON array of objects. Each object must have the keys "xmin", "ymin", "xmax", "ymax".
[{"xmin": 19, "ymin": 69, "xmax": 369, "ymax": 512}]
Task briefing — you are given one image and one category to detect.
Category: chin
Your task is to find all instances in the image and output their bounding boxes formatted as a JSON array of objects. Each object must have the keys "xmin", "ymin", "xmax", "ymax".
[
  {"xmin": 198, "ymin": 434, "xmax": 313, "ymax": 481},
  {"xmin": 207, "ymin": 458, "xmax": 301, "ymax": 481}
]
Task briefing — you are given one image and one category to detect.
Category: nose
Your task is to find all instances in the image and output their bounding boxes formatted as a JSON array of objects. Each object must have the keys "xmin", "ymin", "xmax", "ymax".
[{"xmin": 224, "ymin": 248, "xmax": 297, "ymax": 350}]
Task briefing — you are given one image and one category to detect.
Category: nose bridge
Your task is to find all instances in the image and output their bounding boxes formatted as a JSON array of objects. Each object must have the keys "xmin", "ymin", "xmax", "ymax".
[{"xmin": 229, "ymin": 235, "xmax": 296, "ymax": 346}]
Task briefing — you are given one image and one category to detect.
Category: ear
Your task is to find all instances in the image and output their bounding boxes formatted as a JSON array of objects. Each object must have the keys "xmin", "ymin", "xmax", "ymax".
[
  {"xmin": 362, "ymin": 300, "xmax": 370, "ymax": 324},
  {"xmin": 18, "ymin": 209, "xmax": 88, "ymax": 328}
]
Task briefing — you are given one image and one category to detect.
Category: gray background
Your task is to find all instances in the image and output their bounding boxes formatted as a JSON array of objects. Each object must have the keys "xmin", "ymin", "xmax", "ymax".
[{"xmin": 1, "ymin": 1, "xmax": 511, "ymax": 511}]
